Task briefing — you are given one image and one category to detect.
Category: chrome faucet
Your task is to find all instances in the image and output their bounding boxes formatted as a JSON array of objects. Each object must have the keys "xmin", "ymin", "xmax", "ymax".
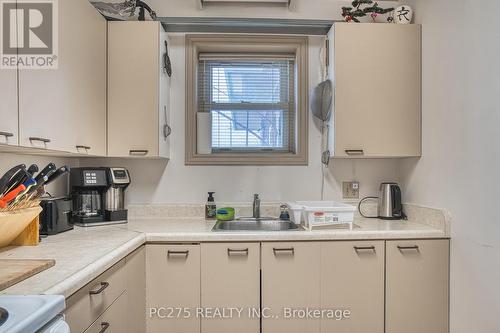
[{"xmin": 252, "ymin": 194, "xmax": 261, "ymax": 219}]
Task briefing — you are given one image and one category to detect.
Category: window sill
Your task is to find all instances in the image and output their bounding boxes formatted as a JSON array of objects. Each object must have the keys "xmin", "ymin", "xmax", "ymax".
[{"xmin": 185, "ymin": 151, "xmax": 308, "ymax": 166}]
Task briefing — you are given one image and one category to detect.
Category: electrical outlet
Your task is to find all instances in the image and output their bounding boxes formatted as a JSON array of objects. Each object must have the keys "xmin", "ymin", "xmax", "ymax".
[{"xmin": 342, "ymin": 181, "xmax": 360, "ymax": 199}]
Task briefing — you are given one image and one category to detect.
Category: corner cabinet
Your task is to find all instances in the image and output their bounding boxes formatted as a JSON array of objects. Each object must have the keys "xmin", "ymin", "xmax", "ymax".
[
  {"xmin": 18, "ymin": 0, "xmax": 106, "ymax": 155},
  {"xmin": 146, "ymin": 244, "xmax": 200, "ymax": 333},
  {"xmin": 108, "ymin": 21, "xmax": 171, "ymax": 158},
  {"xmin": 328, "ymin": 23, "xmax": 422, "ymax": 158}
]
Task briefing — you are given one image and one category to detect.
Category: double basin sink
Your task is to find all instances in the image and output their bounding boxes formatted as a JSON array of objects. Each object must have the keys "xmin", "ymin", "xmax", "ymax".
[{"xmin": 212, "ymin": 217, "xmax": 303, "ymax": 232}]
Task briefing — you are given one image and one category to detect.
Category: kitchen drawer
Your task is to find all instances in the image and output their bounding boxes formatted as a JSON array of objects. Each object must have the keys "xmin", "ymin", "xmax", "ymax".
[
  {"xmin": 84, "ymin": 292, "xmax": 127, "ymax": 333},
  {"xmin": 66, "ymin": 259, "xmax": 126, "ymax": 333}
]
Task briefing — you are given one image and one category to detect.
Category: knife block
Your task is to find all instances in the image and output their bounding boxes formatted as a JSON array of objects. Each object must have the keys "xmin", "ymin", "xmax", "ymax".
[{"xmin": 0, "ymin": 207, "xmax": 42, "ymax": 248}]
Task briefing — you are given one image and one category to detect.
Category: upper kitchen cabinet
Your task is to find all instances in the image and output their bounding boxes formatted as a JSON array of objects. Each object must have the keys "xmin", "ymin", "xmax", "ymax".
[
  {"xmin": 328, "ymin": 23, "xmax": 421, "ymax": 158},
  {"xmin": 18, "ymin": 0, "xmax": 107, "ymax": 155},
  {"xmin": 108, "ymin": 21, "xmax": 171, "ymax": 158},
  {"xmin": 0, "ymin": 66, "xmax": 18, "ymax": 147}
]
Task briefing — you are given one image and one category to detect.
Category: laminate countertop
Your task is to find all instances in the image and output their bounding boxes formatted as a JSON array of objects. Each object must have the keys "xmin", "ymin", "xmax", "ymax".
[{"xmin": 0, "ymin": 204, "xmax": 450, "ymax": 298}]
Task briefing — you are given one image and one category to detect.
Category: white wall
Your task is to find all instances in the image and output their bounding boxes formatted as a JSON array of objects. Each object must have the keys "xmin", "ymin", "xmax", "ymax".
[
  {"xmin": 81, "ymin": 34, "xmax": 400, "ymax": 204},
  {"xmin": 402, "ymin": 0, "xmax": 500, "ymax": 332}
]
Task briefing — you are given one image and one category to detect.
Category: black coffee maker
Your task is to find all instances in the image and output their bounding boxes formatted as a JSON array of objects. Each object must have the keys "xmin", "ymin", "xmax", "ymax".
[{"xmin": 70, "ymin": 167, "xmax": 130, "ymax": 226}]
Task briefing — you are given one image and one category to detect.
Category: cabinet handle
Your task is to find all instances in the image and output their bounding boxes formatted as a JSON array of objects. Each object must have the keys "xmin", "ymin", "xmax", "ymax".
[
  {"xmin": 354, "ymin": 245, "xmax": 376, "ymax": 253},
  {"xmin": 99, "ymin": 322, "xmax": 110, "ymax": 333},
  {"xmin": 29, "ymin": 137, "xmax": 51, "ymax": 144},
  {"xmin": 273, "ymin": 247, "xmax": 294, "ymax": 256},
  {"xmin": 0, "ymin": 131, "xmax": 14, "ymax": 138},
  {"xmin": 167, "ymin": 250, "xmax": 189, "ymax": 258},
  {"xmin": 227, "ymin": 248, "xmax": 249, "ymax": 256},
  {"xmin": 129, "ymin": 149, "xmax": 149, "ymax": 156},
  {"xmin": 76, "ymin": 145, "xmax": 91, "ymax": 150},
  {"xmin": 89, "ymin": 282, "xmax": 109, "ymax": 295},
  {"xmin": 345, "ymin": 149, "xmax": 364, "ymax": 156},
  {"xmin": 397, "ymin": 245, "xmax": 420, "ymax": 251}
]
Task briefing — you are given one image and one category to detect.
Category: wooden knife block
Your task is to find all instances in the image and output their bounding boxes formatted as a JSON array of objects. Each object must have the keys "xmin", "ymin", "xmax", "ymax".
[
  {"xmin": 0, "ymin": 207, "xmax": 42, "ymax": 248},
  {"xmin": 11, "ymin": 215, "xmax": 40, "ymax": 246}
]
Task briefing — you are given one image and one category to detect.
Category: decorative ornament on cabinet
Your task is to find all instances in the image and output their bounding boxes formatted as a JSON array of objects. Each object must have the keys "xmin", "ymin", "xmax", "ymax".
[
  {"xmin": 392, "ymin": 5, "xmax": 414, "ymax": 24},
  {"xmin": 341, "ymin": 0, "xmax": 394, "ymax": 23}
]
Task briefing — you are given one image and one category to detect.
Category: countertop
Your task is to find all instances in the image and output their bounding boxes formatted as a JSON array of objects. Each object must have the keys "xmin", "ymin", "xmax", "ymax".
[{"xmin": 0, "ymin": 205, "xmax": 450, "ymax": 298}]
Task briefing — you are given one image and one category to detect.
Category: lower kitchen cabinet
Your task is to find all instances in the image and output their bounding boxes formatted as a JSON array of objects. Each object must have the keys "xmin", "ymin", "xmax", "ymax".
[
  {"xmin": 126, "ymin": 246, "xmax": 146, "ymax": 333},
  {"xmin": 386, "ymin": 239, "xmax": 450, "ymax": 333},
  {"xmin": 201, "ymin": 243, "xmax": 260, "ymax": 333},
  {"xmin": 146, "ymin": 244, "xmax": 201, "ymax": 333},
  {"xmin": 84, "ymin": 292, "xmax": 127, "ymax": 333},
  {"xmin": 320, "ymin": 241, "xmax": 385, "ymax": 333},
  {"xmin": 65, "ymin": 259, "xmax": 126, "ymax": 333},
  {"xmin": 261, "ymin": 242, "xmax": 321, "ymax": 333}
]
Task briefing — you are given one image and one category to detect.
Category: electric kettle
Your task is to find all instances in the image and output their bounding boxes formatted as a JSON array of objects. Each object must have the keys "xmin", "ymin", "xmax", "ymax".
[{"xmin": 378, "ymin": 183, "xmax": 405, "ymax": 220}]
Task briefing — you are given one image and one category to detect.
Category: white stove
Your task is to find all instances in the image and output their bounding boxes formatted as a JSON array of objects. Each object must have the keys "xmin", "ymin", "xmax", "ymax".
[{"xmin": 0, "ymin": 295, "xmax": 68, "ymax": 333}]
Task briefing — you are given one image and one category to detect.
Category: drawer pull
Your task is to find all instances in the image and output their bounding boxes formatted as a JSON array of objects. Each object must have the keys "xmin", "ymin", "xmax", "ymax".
[
  {"xmin": 354, "ymin": 245, "xmax": 376, "ymax": 253},
  {"xmin": 129, "ymin": 149, "xmax": 149, "ymax": 156},
  {"xmin": 29, "ymin": 137, "xmax": 51, "ymax": 144},
  {"xmin": 167, "ymin": 250, "xmax": 189, "ymax": 258},
  {"xmin": 99, "ymin": 322, "xmax": 110, "ymax": 333},
  {"xmin": 397, "ymin": 245, "xmax": 420, "ymax": 251},
  {"xmin": 227, "ymin": 248, "xmax": 249, "ymax": 256},
  {"xmin": 345, "ymin": 149, "xmax": 364, "ymax": 156},
  {"xmin": 273, "ymin": 247, "xmax": 294, "ymax": 256},
  {"xmin": 76, "ymin": 145, "xmax": 91, "ymax": 150},
  {"xmin": 0, "ymin": 131, "xmax": 14, "ymax": 138},
  {"xmin": 89, "ymin": 282, "xmax": 109, "ymax": 295}
]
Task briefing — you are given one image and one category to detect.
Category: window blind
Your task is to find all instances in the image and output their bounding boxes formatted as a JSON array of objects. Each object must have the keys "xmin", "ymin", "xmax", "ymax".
[{"xmin": 197, "ymin": 54, "xmax": 296, "ymax": 153}]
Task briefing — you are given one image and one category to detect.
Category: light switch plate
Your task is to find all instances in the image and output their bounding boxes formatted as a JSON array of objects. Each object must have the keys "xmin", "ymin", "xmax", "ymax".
[{"xmin": 342, "ymin": 181, "xmax": 360, "ymax": 199}]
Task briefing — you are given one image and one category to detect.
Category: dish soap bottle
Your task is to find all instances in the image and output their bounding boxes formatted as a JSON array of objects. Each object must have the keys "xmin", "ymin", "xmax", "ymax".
[{"xmin": 205, "ymin": 192, "xmax": 217, "ymax": 219}]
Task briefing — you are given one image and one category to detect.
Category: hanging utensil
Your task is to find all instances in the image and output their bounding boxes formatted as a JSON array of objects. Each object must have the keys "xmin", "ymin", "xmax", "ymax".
[{"xmin": 163, "ymin": 41, "xmax": 172, "ymax": 77}]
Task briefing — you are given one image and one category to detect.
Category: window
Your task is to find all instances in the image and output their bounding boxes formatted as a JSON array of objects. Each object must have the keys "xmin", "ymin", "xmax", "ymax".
[{"xmin": 186, "ymin": 35, "xmax": 308, "ymax": 165}]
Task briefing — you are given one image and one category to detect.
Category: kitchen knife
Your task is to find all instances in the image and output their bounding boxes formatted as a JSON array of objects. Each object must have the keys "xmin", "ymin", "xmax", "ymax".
[
  {"xmin": 2, "ymin": 167, "xmax": 29, "ymax": 196},
  {"xmin": 0, "ymin": 179, "xmax": 36, "ymax": 208},
  {"xmin": 27, "ymin": 164, "xmax": 39, "ymax": 177},
  {"xmin": 35, "ymin": 163, "xmax": 56, "ymax": 183},
  {"xmin": 44, "ymin": 165, "xmax": 70, "ymax": 186},
  {"xmin": 6, "ymin": 178, "xmax": 38, "ymax": 208},
  {"xmin": 0, "ymin": 164, "xmax": 26, "ymax": 195}
]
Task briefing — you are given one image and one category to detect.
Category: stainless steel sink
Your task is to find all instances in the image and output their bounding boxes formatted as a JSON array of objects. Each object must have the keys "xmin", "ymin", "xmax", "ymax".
[{"xmin": 212, "ymin": 218, "xmax": 303, "ymax": 232}]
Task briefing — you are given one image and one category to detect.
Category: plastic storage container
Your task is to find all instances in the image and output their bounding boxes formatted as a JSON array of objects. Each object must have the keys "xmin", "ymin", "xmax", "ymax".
[{"xmin": 286, "ymin": 201, "xmax": 356, "ymax": 230}]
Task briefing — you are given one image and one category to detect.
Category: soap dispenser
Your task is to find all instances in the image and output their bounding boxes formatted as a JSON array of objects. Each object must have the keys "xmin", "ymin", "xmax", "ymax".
[{"xmin": 205, "ymin": 192, "xmax": 217, "ymax": 219}]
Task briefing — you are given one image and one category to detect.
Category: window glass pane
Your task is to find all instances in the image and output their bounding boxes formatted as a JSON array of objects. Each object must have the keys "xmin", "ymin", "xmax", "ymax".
[
  {"xmin": 211, "ymin": 110, "xmax": 285, "ymax": 149},
  {"xmin": 198, "ymin": 59, "xmax": 294, "ymax": 152}
]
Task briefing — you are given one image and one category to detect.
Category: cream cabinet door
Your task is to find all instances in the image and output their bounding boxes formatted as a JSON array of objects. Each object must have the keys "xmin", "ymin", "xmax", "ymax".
[
  {"xmin": 146, "ymin": 244, "xmax": 200, "ymax": 333},
  {"xmin": 332, "ymin": 23, "xmax": 421, "ymax": 158},
  {"xmin": 0, "ymin": 4, "xmax": 17, "ymax": 147},
  {"xmin": 320, "ymin": 241, "xmax": 384, "ymax": 333},
  {"xmin": 386, "ymin": 239, "xmax": 449, "ymax": 333},
  {"xmin": 18, "ymin": 0, "xmax": 106, "ymax": 154},
  {"xmin": 261, "ymin": 242, "xmax": 321, "ymax": 333},
  {"xmin": 84, "ymin": 293, "xmax": 127, "ymax": 333},
  {"xmin": 201, "ymin": 243, "xmax": 260, "ymax": 333},
  {"xmin": 0, "ymin": 68, "xmax": 18, "ymax": 146},
  {"xmin": 108, "ymin": 21, "xmax": 170, "ymax": 158},
  {"xmin": 126, "ymin": 246, "xmax": 146, "ymax": 333}
]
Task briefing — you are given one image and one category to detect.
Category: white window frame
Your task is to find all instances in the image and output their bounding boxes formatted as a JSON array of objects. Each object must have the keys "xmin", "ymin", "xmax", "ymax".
[{"xmin": 185, "ymin": 34, "xmax": 308, "ymax": 165}]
